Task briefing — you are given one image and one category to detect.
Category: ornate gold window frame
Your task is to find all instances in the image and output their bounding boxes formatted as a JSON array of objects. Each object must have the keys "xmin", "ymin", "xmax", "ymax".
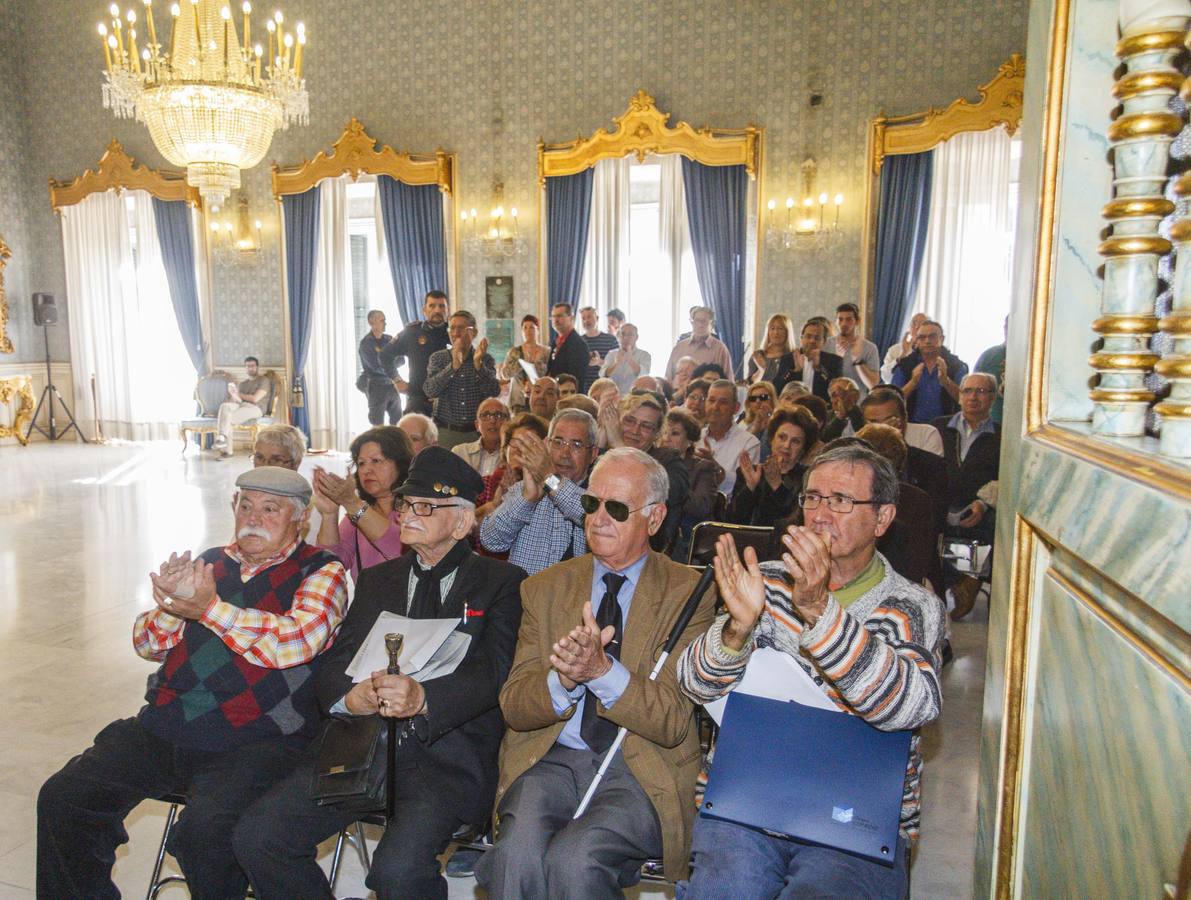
[
  {"xmin": 860, "ymin": 55, "xmax": 1026, "ymax": 317},
  {"xmin": 48, "ymin": 140, "xmax": 201, "ymax": 211},
  {"xmin": 536, "ymin": 90, "xmax": 764, "ymax": 317},
  {"xmin": 270, "ymin": 118, "xmax": 459, "ymax": 385},
  {"xmin": 0, "ymin": 237, "xmax": 12, "ymax": 355}
]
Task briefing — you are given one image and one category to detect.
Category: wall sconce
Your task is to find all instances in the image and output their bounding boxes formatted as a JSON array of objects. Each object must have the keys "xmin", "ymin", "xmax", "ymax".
[
  {"xmin": 210, "ymin": 195, "xmax": 263, "ymax": 267},
  {"xmin": 766, "ymin": 157, "xmax": 844, "ymax": 253},
  {"xmin": 460, "ymin": 179, "xmax": 528, "ymax": 258}
]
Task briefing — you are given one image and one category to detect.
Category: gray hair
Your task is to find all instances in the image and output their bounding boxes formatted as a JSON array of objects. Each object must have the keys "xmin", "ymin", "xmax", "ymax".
[
  {"xmin": 398, "ymin": 413, "xmax": 438, "ymax": 445},
  {"xmin": 963, "ymin": 371, "xmax": 998, "ymax": 393},
  {"xmin": 592, "ymin": 447, "xmax": 669, "ymax": 507},
  {"xmin": 254, "ymin": 424, "xmax": 306, "ymax": 466},
  {"xmin": 802, "ymin": 442, "xmax": 899, "ymax": 506},
  {"xmin": 549, "ymin": 408, "xmax": 598, "ymax": 448}
]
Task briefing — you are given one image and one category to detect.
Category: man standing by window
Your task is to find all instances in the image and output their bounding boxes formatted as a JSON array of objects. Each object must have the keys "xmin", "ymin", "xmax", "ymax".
[
  {"xmin": 666, "ymin": 306, "xmax": 733, "ymax": 381},
  {"xmin": 358, "ymin": 310, "xmax": 402, "ymax": 425},
  {"xmin": 547, "ymin": 303, "xmax": 592, "ymax": 388},
  {"xmin": 386, "ymin": 291, "xmax": 451, "ymax": 416},
  {"xmin": 424, "ymin": 311, "xmax": 500, "ymax": 450},
  {"xmin": 579, "ymin": 305, "xmax": 619, "ymax": 390}
]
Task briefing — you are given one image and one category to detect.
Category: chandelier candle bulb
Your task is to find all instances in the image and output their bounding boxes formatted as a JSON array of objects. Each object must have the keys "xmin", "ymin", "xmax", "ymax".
[
  {"xmin": 112, "ymin": 15, "xmax": 124, "ymax": 64},
  {"xmin": 168, "ymin": 4, "xmax": 179, "ymax": 59},
  {"xmin": 99, "ymin": 23, "xmax": 113, "ymax": 71},
  {"xmin": 143, "ymin": 0, "xmax": 157, "ymax": 49},
  {"xmin": 242, "ymin": 1, "xmax": 249, "ymax": 49},
  {"xmin": 282, "ymin": 32, "xmax": 293, "ymax": 71},
  {"xmin": 294, "ymin": 31, "xmax": 304, "ymax": 78},
  {"xmin": 266, "ymin": 18, "xmax": 274, "ymax": 74}
]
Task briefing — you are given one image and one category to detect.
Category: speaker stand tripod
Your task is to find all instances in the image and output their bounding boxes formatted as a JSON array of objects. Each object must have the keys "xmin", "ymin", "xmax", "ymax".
[{"xmin": 25, "ymin": 321, "xmax": 86, "ymax": 443}]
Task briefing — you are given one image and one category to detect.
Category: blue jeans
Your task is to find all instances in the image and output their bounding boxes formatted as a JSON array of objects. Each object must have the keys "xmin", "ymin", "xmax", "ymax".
[{"xmin": 679, "ymin": 816, "xmax": 909, "ymax": 900}]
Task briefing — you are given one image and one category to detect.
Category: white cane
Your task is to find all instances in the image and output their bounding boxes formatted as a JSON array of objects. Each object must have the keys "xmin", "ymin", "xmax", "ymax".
[{"xmin": 573, "ymin": 565, "xmax": 716, "ymax": 819}]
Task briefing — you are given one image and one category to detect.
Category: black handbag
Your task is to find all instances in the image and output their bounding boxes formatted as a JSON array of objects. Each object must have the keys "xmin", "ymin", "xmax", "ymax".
[
  {"xmin": 308, "ymin": 715, "xmax": 389, "ymax": 813},
  {"xmin": 355, "ymin": 372, "xmax": 369, "ymax": 393}
]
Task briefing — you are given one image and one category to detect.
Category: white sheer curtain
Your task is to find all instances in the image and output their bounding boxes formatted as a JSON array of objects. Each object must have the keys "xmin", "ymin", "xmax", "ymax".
[
  {"xmin": 578, "ymin": 155, "xmax": 630, "ymax": 313},
  {"xmin": 305, "ymin": 175, "xmax": 356, "ymax": 450},
  {"xmin": 657, "ymin": 154, "xmax": 703, "ymax": 349},
  {"xmin": 62, "ymin": 189, "xmax": 193, "ymax": 440},
  {"xmin": 911, "ymin": 126, "xmax": 1015, "ymax": 366}
]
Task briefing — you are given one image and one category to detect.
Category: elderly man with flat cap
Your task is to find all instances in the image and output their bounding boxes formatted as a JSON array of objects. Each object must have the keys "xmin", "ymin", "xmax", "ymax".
[
  {"xmin": 235, "ymin": 447, "xmax": 527, "ymax": 900},
  {"xmin": 37, "ymin": 468, "xmax": 348, "ymax": 900}
]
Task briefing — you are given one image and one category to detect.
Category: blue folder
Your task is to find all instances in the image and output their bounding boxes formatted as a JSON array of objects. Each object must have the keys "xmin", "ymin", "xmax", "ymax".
[{"xmin": 700, "ymin": 692, "xmax": 911, "ymax": 865}]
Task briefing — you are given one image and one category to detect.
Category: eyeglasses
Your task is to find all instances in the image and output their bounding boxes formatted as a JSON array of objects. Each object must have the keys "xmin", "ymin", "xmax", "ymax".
[
  {"xmin": 747, "ymin": 394, "xmax": 771, "ymax": 403},
  {"xmin": 478, "ymin": 410, "xmax": 510, "ymax": 420},
  {"xmin": 579, "ymin": 493, "xmax": 654, "ymax": 522},
  {"xmin": 253, "ymin": 452, "xmax": 294, "ymax": 467},
  {"xmin": 959, "ymin": 387, "xmax": 995, "ymax": 396},
  {"xmin": 621, "ymin": 414, "xmax": 659, "ymax": 432},
  {"xmin": 398, "ymin": 498, "xmax": 462, "ymax": 517},
  {"xmin": 548, "ymin": 436, "xmax": 592, "ymax": 453},
  {"xmin": 798, "ymin": 491, "xmax": 884, "ymax": 514}
]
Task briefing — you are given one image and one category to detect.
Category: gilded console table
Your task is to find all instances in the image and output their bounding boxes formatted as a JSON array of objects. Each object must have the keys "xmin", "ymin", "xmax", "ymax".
[{"xmin": 0, "ymin": 375, "xmax": 35, "ymax": 446}]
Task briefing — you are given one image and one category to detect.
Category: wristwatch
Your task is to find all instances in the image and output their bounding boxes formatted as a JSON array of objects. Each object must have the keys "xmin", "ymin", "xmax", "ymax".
[
  {"xmin": 542, "ymin": 474, "xmax": 561, "ymax": 494},
  {"xmin": 349, "ymin": 502, "xmax": 369, "ymax": 524}
]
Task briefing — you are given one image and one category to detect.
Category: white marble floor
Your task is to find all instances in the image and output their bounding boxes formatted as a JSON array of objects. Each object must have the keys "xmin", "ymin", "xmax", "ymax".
[{"xmin": 0, "ymin": 442, "xmax": 989, "ymax": 899}]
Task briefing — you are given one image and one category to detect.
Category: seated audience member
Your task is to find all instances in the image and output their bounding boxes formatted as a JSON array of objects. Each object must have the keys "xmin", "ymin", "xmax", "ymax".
[
  {"xmin": 728, "ymin": 405, "xmax": 819, "ymax": 527},
  {"xmin": 38, "ymin": 468, "xmax": 348, "ymax": 898},
  {"xmin": 881, "ymin": 311, "xmax": 929, "ymax": 383},
  {"xmin": 588, "ymin": 376, "xmax": 620, "ymax": 406},
  {"xmin": 821, "ymin": 376, "xmax": 864, "ymax": 441},
  {"xmin": 475, "ymin": 448, "xmax": 716, "ymax": 897},
  {"xmin": 557, "ymin": 373, "xmax": 580, "ymax": 399},
  {"xmin": 934, "ymin": 373, "xmax": 1001, "ymax": 619},
  {"xmin": 742, "ymin": 381, "xmax": 777, "ymax": 445},
  {"xmin": 667, "ymin": 305, "xmax": 733, "ymax": 380},
  {"xmin": 890, "ymin": 319, "xmax": 968, "ymax": 423},
  {"xmin": 601, "ymin": 322, "xmax": 652, "ymax": 394},
  {"xmin": 975, "ymin": 316, "xmax": 1008, "ymax": 425},
  {"xmin": 398, "ymin": 412, "xmax": 439, "ymax": 455},
  {"xmin": 748, "ymin": 314, "xmax": 797, "ymax": 393},
  {"xmin": 236, "ymin": 449, "xmax": 525, "ymax": 900},
  {"xmin": 502, "ymin": 314, "xmax": 550, "ymax": 412},
  {"xmin": 691, "ymin": 361, "xmax": 728, "ymax": 383},
  {"xmin": 476, "ymin": 413, "xmax": 551, "ymax": 531},
  {"xmin": 857, "ymin": 424, "xmax": 943, "ymax": 589},
  {"xmin": 313, "ymin": 426, "xmax": 413, "ymax": 579},
  {"xmin": 662, "ymin": 407, "xmax": 725, "ymax": 560},
  {"xmin": 861, "ymin": 388, "xmax": 949, "ymax": 502},
  {"xmin": 424, "ymin": 310, "xmax": 501, "ymax": 448},
  {"xmin": 479, "ymin": 409, "xmax": 598, "ymax": 574},
  {"xmin": 790, "ymin": 319, "xmax": 844, "ymax": 401},
  {"xmin": 214, "ymin": 355, "xmax": 272, "ymax": 458},
  {"xmin": 777, "ymin": 380, "xmax": 810, "ymax": 406},
  {"xmin": 528, "ymin": 375, "xmax": 561, "ymax": 420},
  {"xmin": 678, "ymin": 443, "xmax": 944, "ymax": 899},
  {"xmin": 453, "ymin": 397, "xmax": 509, "ymax": 477},
  {"xmin": 791, "ymin": 393, "xmax": 829, "ymax": 429},
  {"xmin": 603, "ymin": 392, "xmax": 690, "ymax": 552},
  {"xmin": 699, "ymin": 379, "xmax": 761, "ymax": 494},
  {"xmin": 862, "ymin": 385, "xmax": 945, "ymax": 456},
  {"xmin": 557, "ymin": 393, "xmax": 600, "ymax": 418},
  {"xmin": 825, "ymin": 302, "xmax": 881, "ymax": 396},
  {"xmin": 252, "ymin": 423, "xmax": 305, "ymax": 469},
  {"xmin": 655, "ymin": 376, "xmax": 675, "ymax": 405},
  {"xmin": 632, "ymin": 374, "xmax": 661, "ymax": 393},
  {"xmin": 671, "ymin": 355, "xmax": 697, "ymax": 396},
  {"xmin": 682, "ymin": 377, "xmax": 712, "ymax": 425}
]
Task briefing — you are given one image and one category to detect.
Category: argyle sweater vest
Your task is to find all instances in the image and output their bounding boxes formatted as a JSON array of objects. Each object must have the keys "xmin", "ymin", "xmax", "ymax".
[{"xmin": 137, "ymin": 542, "xmax": 337, "ymax": 752}]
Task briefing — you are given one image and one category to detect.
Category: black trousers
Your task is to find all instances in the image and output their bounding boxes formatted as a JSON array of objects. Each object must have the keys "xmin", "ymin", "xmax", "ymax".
[
  {"xmin": 234, "ymin": 754, "xmax": 465, "ymax": 900},
  {"xmin": 36, "ymin": 716, "xmax": 301, "ymax": 900},
  {"xmin": 366, "ymin": 379, "xmax": 402, "ymax": 425}
]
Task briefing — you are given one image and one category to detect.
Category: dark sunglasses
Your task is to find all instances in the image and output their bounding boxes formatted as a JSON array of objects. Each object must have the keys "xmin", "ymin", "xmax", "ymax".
[
  {"xmin": 747, "ymin": 394, "xmax": 770, "ymax": 403},
  {"xmin": 579, "ymin": 493, "xmax": 653, "ymax": 522}
]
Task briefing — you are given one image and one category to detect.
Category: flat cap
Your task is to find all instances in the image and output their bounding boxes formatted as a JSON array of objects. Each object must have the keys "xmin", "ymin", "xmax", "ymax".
[{"xmin": 235, "ymin": 466, "xmax": 312, "ymax": 505}]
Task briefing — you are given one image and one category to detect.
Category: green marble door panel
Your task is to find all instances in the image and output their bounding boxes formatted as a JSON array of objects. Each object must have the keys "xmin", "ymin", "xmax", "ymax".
[{"xmin": 1017, "ymin": 563, "xmax": 1190, "ymax": 897}]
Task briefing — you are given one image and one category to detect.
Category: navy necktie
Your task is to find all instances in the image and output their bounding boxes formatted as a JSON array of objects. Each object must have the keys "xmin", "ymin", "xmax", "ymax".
[{"xmin": 579, "ymin": 572, "xmax": 627, "ymax": 753}]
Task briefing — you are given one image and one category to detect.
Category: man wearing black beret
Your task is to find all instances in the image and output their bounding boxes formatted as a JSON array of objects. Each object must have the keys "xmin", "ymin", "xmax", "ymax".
[{"xmin": 235, "ymin": 448, "xmax": 527, "ymax": 899}]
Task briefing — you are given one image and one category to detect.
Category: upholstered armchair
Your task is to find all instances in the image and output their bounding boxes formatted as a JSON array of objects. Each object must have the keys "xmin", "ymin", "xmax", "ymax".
[{"xmin": 180, "ymin": 371, "xmax": 233, "ymax": 453}]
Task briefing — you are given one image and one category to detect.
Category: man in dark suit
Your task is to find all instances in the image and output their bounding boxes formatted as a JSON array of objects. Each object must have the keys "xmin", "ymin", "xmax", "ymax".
[
  {"xmin": 475, "ymin": 447, "xmax": 716, "ymax": 897},
  {"xmin": 235, "ymin": 448, "xmax": 525, "ymax": 900},
  {"xmin": 792, "ymin": 319, "xmax": 843, "ymax": 402},
  {"xmin": 547, "ymin": 302, "xmax": 593, "ymax": 387}
]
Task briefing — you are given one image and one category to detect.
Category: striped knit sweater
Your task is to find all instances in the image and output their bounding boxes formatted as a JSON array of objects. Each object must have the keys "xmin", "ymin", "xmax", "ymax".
[{"xmin": 677, "ymin": 553, "xmax": 945, "ymax": 841}]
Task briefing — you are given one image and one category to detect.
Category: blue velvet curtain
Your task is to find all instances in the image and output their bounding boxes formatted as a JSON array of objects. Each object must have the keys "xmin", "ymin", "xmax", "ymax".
[
  {"xmin": 545, "ymin": 169, "xmax": 595, "ymax": 310},
  {"xmin": 151, "ymin": 198, "xmax": 206, "ymax": 374},
  {"xmin": 872, "ymin": 150, "xmax": 934, "ymax": 356},
  {"xmin": 376, "ymin": 175, "xmax": 447, "ymax": 326},
  {"xmin": 282, "ymin": 187, "xmax": 322, "ymax": 439},
  {"xmin": 681, "ymin": 159, "xmax": 747, "ymax": 376}
]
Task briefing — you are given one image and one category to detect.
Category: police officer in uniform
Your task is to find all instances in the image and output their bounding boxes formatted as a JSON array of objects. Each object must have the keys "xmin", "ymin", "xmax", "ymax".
[{"xmin": 385, "ymin": 290, "xmax": 452, "ymax": 416}]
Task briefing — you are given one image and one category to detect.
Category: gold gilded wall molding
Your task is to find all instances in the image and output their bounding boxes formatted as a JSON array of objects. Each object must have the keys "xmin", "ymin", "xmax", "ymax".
[
  {"xmin": 869, "ymin": 54, "xmax": 1026, "ymax": 174},
  {"xmin": 49, "ymin": 141, "xmax": 200, "ymax": 211},
  {"xmin": 0, "ymin": 237, "xmax": 12, "ymax": 355},
  {"xmin": 0, "ymin": 374, "xmax": 35, "ymax": 445},
  {"xmin": 271, "ymin": 118, "xmax": 455, "ymax": 198},
  {"xmin": 536, "ymin": 90, "xmax": 761, "ymax": 185}
]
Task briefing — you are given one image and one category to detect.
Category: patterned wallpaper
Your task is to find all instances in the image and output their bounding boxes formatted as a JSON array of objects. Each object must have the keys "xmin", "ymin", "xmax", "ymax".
[{"xmin": 6, "ymin": 0, "xmax": 1026, "ymax": 367}]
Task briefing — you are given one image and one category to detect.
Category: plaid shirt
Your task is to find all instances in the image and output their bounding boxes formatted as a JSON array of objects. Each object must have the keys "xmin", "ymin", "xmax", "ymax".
[
  {"xmin": 423, "ymin": 347, "xmax": 500, "ymax": 428},
  {"xmin": 478, "ymin": 477, "xmax": 587, "ymax": 574},
  {"xmin": 133, "ymin": 538, "xmax": 348, "ymax": 669}
]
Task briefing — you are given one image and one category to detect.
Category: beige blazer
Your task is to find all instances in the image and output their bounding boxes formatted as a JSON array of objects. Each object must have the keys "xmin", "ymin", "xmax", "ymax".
[{"xmin": 495, "ymin": 550, "xmax": 716, "ymax": 881}]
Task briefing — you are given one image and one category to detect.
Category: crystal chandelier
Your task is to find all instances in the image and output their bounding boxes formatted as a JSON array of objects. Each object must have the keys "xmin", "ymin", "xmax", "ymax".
[
  {"xmin": 766, "ymin": 157, "xmax": 845, "ymax": 254},
  {"xmin": 97, "ymin": 0, "xmax": 309, "ymax": 206},
  {"xmin": 460, "ymin": 180, "xmax": 529, "ymax": 259}
]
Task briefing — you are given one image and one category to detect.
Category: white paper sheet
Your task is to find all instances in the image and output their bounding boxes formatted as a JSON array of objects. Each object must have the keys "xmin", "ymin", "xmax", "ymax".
[
  {"xmin": 345, "ymin": 614, "xmax": 462, "ymax": 682},
  {"xmin": 704, "ymin": 646, "xmax": 840, "ymax": 726},
  {"xmin": 518, "ymin": 358, "xmax": 540, "ymax": 384}
]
